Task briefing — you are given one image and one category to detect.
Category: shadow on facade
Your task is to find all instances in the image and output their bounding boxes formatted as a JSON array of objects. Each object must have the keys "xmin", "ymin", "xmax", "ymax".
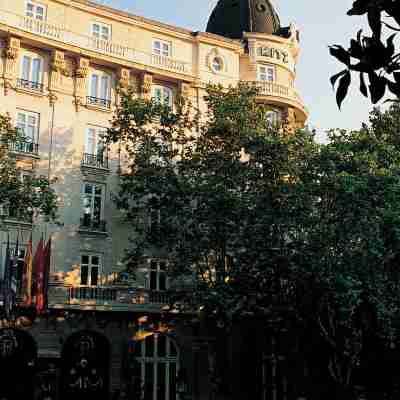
[
  {"xmin": 0, "ymin": 328, "xmax": 37, "ymax": 400},
  {"xmin": 60, "ymin": 329, "xmax": 110, "ymax": 400}
]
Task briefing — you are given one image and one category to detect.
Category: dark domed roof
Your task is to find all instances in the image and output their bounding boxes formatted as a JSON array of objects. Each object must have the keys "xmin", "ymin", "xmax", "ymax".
[{"xmin": 206, "ymin": 0, "xmax": 281, "ymax": 39}]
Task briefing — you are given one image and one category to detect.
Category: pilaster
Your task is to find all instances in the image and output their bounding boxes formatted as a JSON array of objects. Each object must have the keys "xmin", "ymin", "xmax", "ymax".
[
  {"xmin": 73, "ymin": 56, "xmax": 90, "ymax": 111},
  {"xmin": 3, "ymin": 36, "xmax": 20, "ymax": 95},
  {"xmin": 141, "ymin": 72, "xmax": 153, "ymax": 99}
]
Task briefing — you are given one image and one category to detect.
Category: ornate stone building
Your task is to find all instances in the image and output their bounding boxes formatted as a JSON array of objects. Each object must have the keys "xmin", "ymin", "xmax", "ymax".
[{"xmin": 0, "ymin": 0, "xmax": 307, "ymax": 399}]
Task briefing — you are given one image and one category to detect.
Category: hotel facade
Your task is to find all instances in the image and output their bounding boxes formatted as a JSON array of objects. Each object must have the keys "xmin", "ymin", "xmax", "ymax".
[{"xmin": 0, "ymin": 0, "xmax": 307, "ymax": 399}]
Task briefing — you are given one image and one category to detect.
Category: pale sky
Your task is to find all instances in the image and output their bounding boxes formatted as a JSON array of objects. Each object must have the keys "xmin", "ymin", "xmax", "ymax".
[{"xmin": 105, "ymin": 0, "xmax": 377, "ymax": 133}]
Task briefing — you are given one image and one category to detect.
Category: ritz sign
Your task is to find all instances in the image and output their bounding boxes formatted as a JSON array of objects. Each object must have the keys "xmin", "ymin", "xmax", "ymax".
[{"xmin": 257, "ymin": 47, "xmax": 289, "ymax": 64}]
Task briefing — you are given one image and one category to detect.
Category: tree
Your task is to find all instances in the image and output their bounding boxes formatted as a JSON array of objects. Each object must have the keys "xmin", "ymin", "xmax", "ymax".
[
  {"xmin": 108, "ymin": 85, "xmax": 400, "ymax": 399},
  {"xmin": 330, "ymin": 0, "xmax": 400, "ymax": 108},
  {"xmin": 0, "ymin": 113, "xmax": 58, "ymax": 224}
]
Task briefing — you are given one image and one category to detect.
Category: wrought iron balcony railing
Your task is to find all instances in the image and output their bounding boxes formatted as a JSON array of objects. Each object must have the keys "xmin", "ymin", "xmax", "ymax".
[
  {"xmin": 17, "ymin": 78, "xmax": 44, "ymax": 93},
  {"xmin": 69, "ymin": 286, "xmax": 117, "ymax": 301},
  {"xmin": 9, "ymin": 139, "xmax": 39, "ymax": 155},
  {"xmin": 86, "ymin": 96, "xmax": 111, "ymax": 109},
  {"xmin": 81, "ymin": 153, "xmax": 109, "ymax": 169},
  {"xmin": 79, "ymin": 215, "xmax": 107, "ymax": 233}
]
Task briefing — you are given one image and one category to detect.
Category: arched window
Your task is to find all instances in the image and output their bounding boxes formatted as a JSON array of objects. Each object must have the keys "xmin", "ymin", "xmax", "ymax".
[{"xmin": 132, "ymin": 334, "xmax": 178, "ymax": 400}]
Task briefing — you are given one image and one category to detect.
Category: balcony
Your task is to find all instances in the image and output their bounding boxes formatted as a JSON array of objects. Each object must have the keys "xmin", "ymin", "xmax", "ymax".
[
  {"xmin": 86, "ymin": 96, "xmax": 111, "ymax": 110},
  {"xmin": 0, "ymin": 10, "xmax": 193, "ymax": 75},
  {"xmin": 79, "ymin": 215, "xmax": 107, "ymax": 234},
  {"xmin": 9, "ymin": 139, "xmax": 39, "ymax": 155},
  {"xmin": 81, "ymin": 153, "xmax": 109, "ymax": 170},
  {"xmin": 16, "ymin": 78, "xmax": 44, "ymax": 93},
  {"xmin": 70, "ymin": 286, "xmax": 117, "ymax": 302},
  {"xmin": 0, "ymin": 207, "xmax": 33, "ymax": 226}
]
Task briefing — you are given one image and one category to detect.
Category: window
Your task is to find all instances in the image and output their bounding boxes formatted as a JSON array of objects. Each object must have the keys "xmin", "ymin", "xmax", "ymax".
[
  {"xmin": 91, "ymin": 22, "xmax": 111, "ymax": 41},
  {"xmin": 19, "ymin": 55, "xmax": 43, "ymax": 91},
  {"xmin": 258, "ymin": 65, "xmax": 275, "ymax": 82},
  {"xmin": 16, "ymin": 110, "xmax": 39, "ymax": 142},
  {"xmin": 26, "ymin": 1, "xmax": 46, "ymax": 20},
  {"xmin": 148, "ymin": 260, "xmax": 168, "ymax": 291},
  {"xmin": 152, "ymin": 85, "xmax": 173, "ymax": 108},
  {"xmin": 81, "ymin": 183, "xmax": 104, "ymax": 228},
  {"xmin": 266, "ymin": 110, "xmax": 281, "ymax": 126},
  {"xmin": 132, "ymin": 334, "xmax": 178, "ymax": 400},
  {"xmin": 211, "ymin": 56, "xmax": 223, "ymax": 72},
  {"xmin": 80, "ymin": 254, "xmax": 100, "ymax": 286},
  {"xmin": 83, "ymin": 126, "xmax": 108, "ymax": 168},
  {"xmin": 153, "ymin": 40, "xmax": 171, "ymax": 57},
  {"xmin": 88, "ymin": 72, "xmax": 111, "ymax": 108}
]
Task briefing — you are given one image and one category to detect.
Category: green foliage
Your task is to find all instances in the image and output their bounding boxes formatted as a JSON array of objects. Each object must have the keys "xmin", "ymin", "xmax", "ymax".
[
  {"xmin": 0, "ymin": 113, "xmax": 58, "ymax": 225},
  {"xmin": 331, "ymin": 0, "xmax": 400, "ymax": 107}
]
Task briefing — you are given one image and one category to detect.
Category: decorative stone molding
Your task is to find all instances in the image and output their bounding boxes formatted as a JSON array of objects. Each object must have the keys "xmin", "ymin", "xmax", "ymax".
[
  {"xmin": 48, "ymin": 91, "xmax": 58, "ymax": 106},
  {"xmin": 179, "ymin": 82, "xmax": 192, "ymax": 99},
  {"xmin": 118, "ymin": 67, "xmax": 131, "ymax": 89},
  {"xmin": 51, "ymin": 50, "xmax": 66, "ymax": 73},
  {"xmin": 74, "ymin": 56, "xmax": 90, "ymax": 110},
  {"xmin": 141, "ymin": 72, "xmax": 153, "ymax": 97},
  {"xmin": 3, "ymin": 36, "xmax": 20, "ymax": 93},
  {"xmin": 206, "ymin": 48, "xmax": 225, "ymax": 74}
]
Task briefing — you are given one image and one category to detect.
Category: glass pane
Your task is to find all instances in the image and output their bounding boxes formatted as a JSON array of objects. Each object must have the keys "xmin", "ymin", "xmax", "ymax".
[
  {"xmin": 90, "ymin": 74, "xmax": 98, "ymax": 98},
  {"xmin": 159, "ymin": 262, "xmax": 167, "ymax": 271},
  {"xmin": 32, "ymin": 58, "xmax": 41, "ymax": 83},
  {"xmin": 92, "ymin": 24, "xmax": 100, "ymax": 37},
  {"xmin": 169, "ymin": 363, "xmax": 176, "ymax": 400},
  {"xmin": 145, "ymin": 335, "xmax": 154, "ymax": 357},
  {"xmin": 94, "ymin": 185, "xmax": 102, "ymax": 196},
  {"xmin": 26, "ymin": 124, "xmax": 35, "ymax": 141},
  {"xmin": 157, "ymin": 362, "xmax": 166, "ymax": 400},
  {"xmin": 162, "ymin": 43, "xmax": 169, "ymax": 57},
  {"xmin": 93, "ymin": 196, "xmax": 101, "ymax": 222},
  {"xmin": 84, "ymin": 183, "xmax": 93, "ymax": 194},
  {"xmin": 144, "ymin": 362, "xmax": 154, "ymax": 400},
  {"xmin": 135, "ymin": 341, "xmax": 143, "ymax": 358},
  {"xmin": 81, "ymin": 255, "xmax": 89, "ymax": 265},
  {"xmin": 159, "ymin": 273, "xmax": 166, "ymax": 291},
  {"xmin": 81, "ymin": 265, "xmax": 88, "ymax": 285},
  {"xmin": 101, "ymin": 26, "xmax": 109, "ymax": 40},
  {"xmin": 91, "ymin": 256, "xmax": 99, "ymax": 265},
  {"xmin": 153, "ymin": 41, "xmax": 161, "ymax": 54},
  {"xmin": 150, "ymin": 261, "xmax": 157, "ymax": 270},
  {"xmin": 86, "ymin": 129, "xmax": 95, "ymax": 154},
  {"xmin": 169, "ymin": 340, "xmax": 177, "ymax": 357},
  {"xmin": 36, "ymin": 6, "xmax": 44, "ymax": 20},
  {"xmin": 90, "ymin": 266, "xmax": 98, "ymax": 286},
  {"xmin": 22, "ymin": 56, "xmax": 31, "ymax": 81},
  {"xmin": 26, "ymin": 3, "xmax": 34, "ymax": 17},
  {"xmin": 163, "ymin": 89, "xmax": 171, "ymax": 106},
  {"xmin": 150, "ymin": 271, "xmax": 157, "ymax": 290},
  {"xmin": 157, "ymin": 335, "xmax": 166, "ymax": 357},
  {"xmin": 100, "ymin": 76, "xmax": 109, "ymax": 100}
]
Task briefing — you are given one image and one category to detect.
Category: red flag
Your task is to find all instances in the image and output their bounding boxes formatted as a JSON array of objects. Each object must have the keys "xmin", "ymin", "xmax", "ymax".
[
  {"xmin": 22, "ymin": 235, "xmax": 33, "ymax": 306},
  {"xmin": 42, "ymin": 237, "xmax": 51, "ymax": 311},
  {"xmin": 33, "ymin": 238, "xmax": 44, "ymax": 313}
]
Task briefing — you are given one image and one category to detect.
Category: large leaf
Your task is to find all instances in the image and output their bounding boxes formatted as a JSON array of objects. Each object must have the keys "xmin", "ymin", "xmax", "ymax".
[
  {"xmin": 336, "ymin": 70, "xmax": 351, "ymax": 109},
  {"xmin": 368, "ymin": 71, "xmax": 387, "ymax": 103},
  {"xmin": 330, "ymin": 70, "xmax": 348, "ymax": 89},
  {"xmin": 386, "ymin": 79, "xmax": 400, "ymax": 98},
  {"xmin": 368, "ymin": 7, "xmax": 382, "ymax": 38},
  {"xmin": 360, "ymin": 73, "xmax": 368, "ymax": 97},
  {"xmin": 329, "ymin": 45, "xmax": 351, "ymax": 66}
]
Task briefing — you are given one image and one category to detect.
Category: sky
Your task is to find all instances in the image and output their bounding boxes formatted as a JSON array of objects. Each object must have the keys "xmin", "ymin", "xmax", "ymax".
[{"xmin": 104, "ymin": 0, "xmax": 377, "ymax": 134}]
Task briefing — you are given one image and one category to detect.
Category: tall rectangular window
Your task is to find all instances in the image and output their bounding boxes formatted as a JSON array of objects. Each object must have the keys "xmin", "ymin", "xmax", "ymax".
[
  {"xmin": 26, "ymin": 1, "xmax": 46, "ymax": 20},
  {"xmin": 153, "ymin": 40, "xmax": 171, "ymax": 57},
  {"xmin": 258, "ymin": 65, "xmax": 275, "ymax": 82},
  {"xmin": 80, "ymin": 254, "xmax": 100, "ymax": 286},
  {"xmin": 16, "ymin": 110, "xmax": 39, "ymax": 142},
  {"xmin": 85, "ymin": 126, "xmax": 106, "ymax": 156},
  {"xmin": 152, "ymin": 85, "xmax": 173, "ymax": 108},
  {"xmin": 89, "ymin": 73, "xmax": 111, "ymax": 100},
  {"xmin": 82, "ymin": 182, "xmax": 104, "ymax": 226},
  {"xmin": 149, "ymin": 260, "xmax": 168, "ymax": 291},
  {"xmin": 20, "ymin": 55, "xmax": 42, "ymax": 84},
  {"xmin": 91, "ymin": 22, "xmax": 111, "ymax": 41}
]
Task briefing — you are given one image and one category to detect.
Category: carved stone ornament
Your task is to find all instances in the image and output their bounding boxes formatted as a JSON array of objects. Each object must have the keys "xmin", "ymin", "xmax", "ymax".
[
  {"xmin": 118, "ymin": 67, "xmax": 131, "ymax": 89},
  {"xmin": 48, "ymin": 91, "xmax": 58, "ymax": 106},
  {"xmin": 51, "ymin": 50, "xmax": 66, "ymax": 73},
  {"xmin": 141, "ymin": 73, "xmax": 153, "ymax": 96},
  {"xmin": 3, "ymin": 37, "xmax": 20, "ymax": 60},
  {"xmin": 206, "ymin": 48, "xmax": 225, "ymax": 74},
  {"xmin": 179, "ymin": 82, "xmax": 192, "ymax": 98},
  {"xmin": 75, "ymin": 57, "xmax": 90, "ymax": 79}
]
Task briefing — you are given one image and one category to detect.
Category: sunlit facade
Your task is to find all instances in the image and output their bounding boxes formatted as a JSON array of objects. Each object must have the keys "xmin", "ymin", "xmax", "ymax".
[{"xmin": 0, "ymin": 0, "xmax": 307, "ymax": 398}]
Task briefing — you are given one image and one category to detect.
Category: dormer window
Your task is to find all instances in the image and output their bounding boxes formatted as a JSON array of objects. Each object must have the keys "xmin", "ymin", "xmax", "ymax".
[
  {"xmin": 258, "ymin": 65, "xmax": 275, "ymax": 82},
  {"xmin": 153, "ymin": 39, "xmax": 171, "ymax": 57},
  {"xmin": 26, "ymin": 1, "xmax": 46, "ymax": 20},
  {"xmin": 91, "ymin": 22, "xmax": 111, "ymax": 41}
]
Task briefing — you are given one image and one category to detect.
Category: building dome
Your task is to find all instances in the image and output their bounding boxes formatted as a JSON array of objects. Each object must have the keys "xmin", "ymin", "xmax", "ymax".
[{"xmin": 206, "ymin": 0, "xmax": 281, "ymax": 39}]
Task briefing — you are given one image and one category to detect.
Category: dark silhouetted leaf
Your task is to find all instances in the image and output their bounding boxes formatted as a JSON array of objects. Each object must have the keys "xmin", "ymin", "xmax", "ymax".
[
  {"xmin": 336, "ymin": 70, "xmax": 351, "ymax": 109},
  {"xmin": 387, "ymin": 79, "xmax": 400, "ymax": 98},
  {"xmin": 349, "ymin": 39, "xmax": 363, "ymax": 59},
  {"xmin": 330, "ymin": 70, "xmax": 347, "ymax": 89},
  {"xmin": 368, "ymin": 71, "xmax": 386, "ymax": 103},
  {"xmin": 368, "ymin": 8, "xmax": 382, "ymax": 38},
  {"xmin": 348, "ymin": 0, "xmax": 368, "ymax": 16},
  {"xmin": 360, "ymin": 73, "xmax": 368, "ymax": 97},
  {"xmin": 394, "ymin": 72, "xmax": 400, "ymax": 84},
  {"xmin": 386, "ymin": 34, "xmax": 396, "ymax": 58},
  {"xmin": 329, "ymin": 45, "xmax": 351, "ymax": 66}
]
